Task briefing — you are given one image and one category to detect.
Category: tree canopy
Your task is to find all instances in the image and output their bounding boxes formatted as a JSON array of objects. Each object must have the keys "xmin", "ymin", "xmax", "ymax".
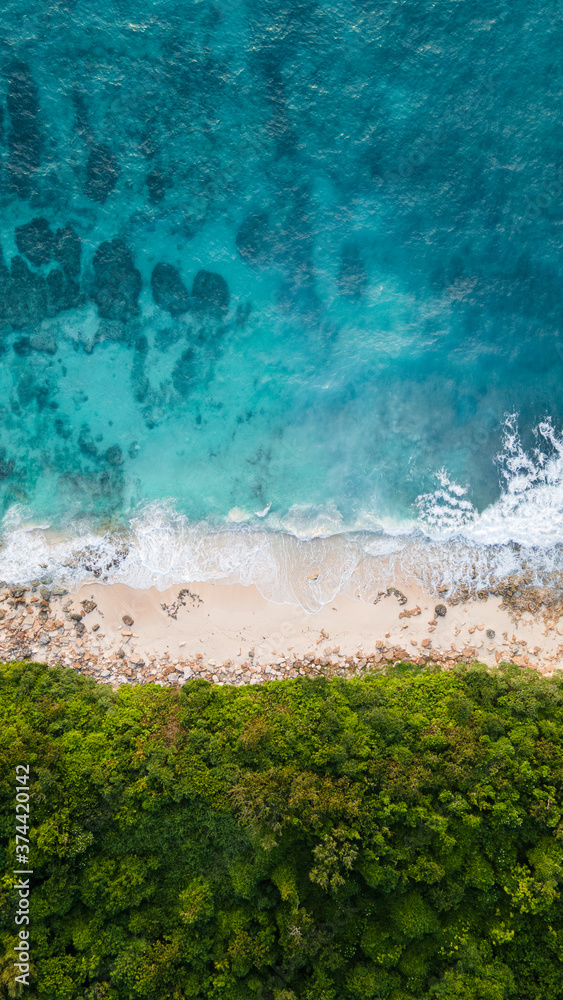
[{"xmin": 2, "ymin": 660, "xmax": 563, "ymax": 999}]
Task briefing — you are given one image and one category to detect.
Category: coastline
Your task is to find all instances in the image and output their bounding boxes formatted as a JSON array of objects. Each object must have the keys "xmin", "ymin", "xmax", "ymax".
[{"xmin": 1, "ymin": 577, "xmax": 561, "ymax": 685}]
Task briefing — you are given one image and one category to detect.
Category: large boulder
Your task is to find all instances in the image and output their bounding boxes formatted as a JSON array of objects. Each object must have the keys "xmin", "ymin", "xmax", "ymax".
[
  {"xmin": 91, "ymin": 239, "xmax": 141, "ymax": 323},
  {"xmin": 53, "ymin": 225, "xmax": 81, "ymax": 278},
  {"xmin": 84, "ymin": 144, "xmax": 120, "ymax": 203},
  {"xmin": 6, "ymin": 61, "xmax": 42, "ymax": 197},
  {"xmin": 151, "ymin": 263, "xmax": 190, "ymax": 316},
  {"xmin": 191, "ymin": 269, "xmax": 229, "ymax": 312},
  {"xmin": 15, "ymin": 217, "xmax": 54, "ymax": 267}
]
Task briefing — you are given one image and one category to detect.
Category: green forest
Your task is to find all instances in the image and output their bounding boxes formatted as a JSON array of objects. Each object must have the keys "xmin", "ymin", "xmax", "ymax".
[{"xmin": 2, "ymin": 659, "xmax": 563, "ymax": 1000}]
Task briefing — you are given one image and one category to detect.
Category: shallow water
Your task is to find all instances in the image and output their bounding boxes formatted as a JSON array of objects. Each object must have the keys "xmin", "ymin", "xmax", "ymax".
[{"xmin": 0, "ymin": 1, "xmax": 562, "ymax": 606}]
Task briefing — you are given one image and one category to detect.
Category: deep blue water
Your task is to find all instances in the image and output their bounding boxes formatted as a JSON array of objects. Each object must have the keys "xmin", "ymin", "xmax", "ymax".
[{"xmin": 0, "ymin": 1, "xmax": 562, "ymax": 607}]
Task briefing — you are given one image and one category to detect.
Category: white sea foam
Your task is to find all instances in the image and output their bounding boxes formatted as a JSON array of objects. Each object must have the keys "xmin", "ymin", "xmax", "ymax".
[
  {"xmin": 1, "ymin": 416, "xmax": 562, "ymax": 612},
  {"xmin": 418, "ymin": 415, "xmax": 563, "ymax": 547}
]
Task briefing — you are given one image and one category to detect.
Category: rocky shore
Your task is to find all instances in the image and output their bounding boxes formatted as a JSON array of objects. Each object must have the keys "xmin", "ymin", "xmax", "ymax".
[{"xmin": 0, "ymin": 579, "xmax": 561, "ymax": 686}]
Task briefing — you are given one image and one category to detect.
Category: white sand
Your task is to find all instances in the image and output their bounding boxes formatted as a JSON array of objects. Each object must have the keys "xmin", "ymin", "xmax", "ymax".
[{"xmin": 64, "ymin": 578, "xmax": 563, "ymax": 675}]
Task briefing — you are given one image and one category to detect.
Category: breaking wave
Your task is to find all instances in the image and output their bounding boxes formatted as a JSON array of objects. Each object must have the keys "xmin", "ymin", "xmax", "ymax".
[{"xmin": 1, "ymin": 416, "xmax": 562, "ymax": 612}]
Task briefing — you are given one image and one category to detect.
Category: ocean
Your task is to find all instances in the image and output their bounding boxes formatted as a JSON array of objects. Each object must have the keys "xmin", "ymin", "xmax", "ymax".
[{"xmin": 0, "ymin": 0, "xmax": 562, "ymax": 610}]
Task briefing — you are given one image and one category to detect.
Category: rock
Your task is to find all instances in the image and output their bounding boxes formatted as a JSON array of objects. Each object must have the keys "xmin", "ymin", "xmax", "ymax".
[
  {"xmin": 37, "ymin": 632, "xmax": 50, "ymax": 645},
  {"xmin": 122, "ymin": 614, "xmax": 134, "ymax": 626},
  {"xmin": 39, "ymin": 586, "xmax": 51, "ymax": 601},
  {"xmin": 91, "ymin": 239, "xmax": 141, "ymax": 323},
  {"xmin": 84, "ymin": 144, "xmax": 119, "ymax": 203},
  {"xmin": 191, "ymin": 269, "xmax": 230, "ymax": 312},
  {"xmin": 105, "ymin": 445, "xmax": 123, "ymax": 466},
  {"xmin": 435, "ymin": 604, "xmax": 447, "ymax": 617},
  {"xmin": 151, "ymin": 263, "xmax": 190, "ymax": 316},
  {"xmin": 81, "ymin": 599, "xmax": 97, "ymax": 614},
  {"xmin": 69, "ymin": 612, "xmax": 82, "ymax": 622},
  {"xmin": 75, "ymin": 622, "xmax": 85, "ymax": 635},
  {"xmin": 53, "ymin": 226, "xmax": 81, "ymax": 279},
  {"xmin": 15, "ymin": 217, "xmax": 54, "ymax": 267},
  {"xmin": 6, "ymin": 61, "xmax": 42, "ymax": 197},
  {"xmin": 51, "ymin": 585, "xmax": 68, "ymax": 596},
  {"xmin": 486, "ymin": 629, "xmax": 495, "ymax": 640},
  {"xmin": 10, "ymin": 587, "xmax": 28, "ymax": 599},
  {"xmin": 116, "ymin": 648, "xmax": 125, "ymax": 659}
]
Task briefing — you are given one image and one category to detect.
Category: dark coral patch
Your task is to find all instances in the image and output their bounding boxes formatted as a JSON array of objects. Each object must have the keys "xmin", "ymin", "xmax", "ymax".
[
  {"xmin": 191, "ymin": 269, "xmax": 229, "ymax": 312},
  {"xmin": 105, "ymin": 444, "xmax": 124, "ymax": 466},
  {"xmin": 338, "ymin": 243, "xmax": 367, "ymax": 300},
  {"xmin": 53, "ymin": 225, "xmax": 81, "ymax": 278},
  {"xmin": 7, "ymin": 256, "xmax": 47, "ymax": 328},
  {"xmin": 46, "ymin": 268, "xmax": 81, "ymax": 316},
  {"xmin": 236, "ymin": 212, "xmax": 274, "ymax": 267},
  {"xmin": 84, "ymin": 144, "xmax": 120, "ymax": 203},
  {"xmin": 0, "ymin": 449, "xmax": 15, "ymax": 479},
  {"xmin": 91, "ymin": 239, "xmax": 141, "ymax": 323},
  {"xmin": 6, "ymin": 61, "xmax": 42, "ymax": 197},
  {"xmin": 15, "ymin": 217, "xmax": 54, "ymax": 267},
  {"xmin": 151, "ymin": 263, "xmax": 191, "ymax": 316},
  {"xmin": 146, "ymin": 168, "xmax": 168, "ymax": 205},
  {"xmin": 172, "ymin": 348, "xmax": 196, "ymax": 397}
]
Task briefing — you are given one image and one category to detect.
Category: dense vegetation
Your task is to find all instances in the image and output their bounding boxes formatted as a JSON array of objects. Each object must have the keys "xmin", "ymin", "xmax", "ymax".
[{"xmin": 2, "ymin": 660, "xmax": 563, "ymax": 999}]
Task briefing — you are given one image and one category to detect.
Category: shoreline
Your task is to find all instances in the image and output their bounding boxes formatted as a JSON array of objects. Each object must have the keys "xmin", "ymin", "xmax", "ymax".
[{"xmin": 0, "ymin": 577, "xmax": 562, "ymax": 685}]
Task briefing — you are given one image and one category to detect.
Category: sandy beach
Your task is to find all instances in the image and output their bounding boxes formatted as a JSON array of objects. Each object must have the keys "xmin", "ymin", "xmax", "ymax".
[{"xmin": 1, "ymin": 576, "xmax": 562, "ymax": 685}]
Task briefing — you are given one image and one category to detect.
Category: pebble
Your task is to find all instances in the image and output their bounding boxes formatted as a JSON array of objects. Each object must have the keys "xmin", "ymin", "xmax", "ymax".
[{"xmin": 0, "ymin": 585, "xmax": 557, "ymax": 686}]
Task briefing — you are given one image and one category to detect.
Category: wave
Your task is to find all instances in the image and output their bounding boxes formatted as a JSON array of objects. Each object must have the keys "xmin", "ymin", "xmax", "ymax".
[{"xmin": 1, "ymin": 416, "xmax": 563, "ymax": 612}]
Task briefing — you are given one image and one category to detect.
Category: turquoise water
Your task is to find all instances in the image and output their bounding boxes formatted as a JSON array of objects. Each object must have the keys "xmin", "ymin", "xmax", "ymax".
[{"xmin": 1, "ymin": 1, "xmax": 563, "ymax": 607}]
